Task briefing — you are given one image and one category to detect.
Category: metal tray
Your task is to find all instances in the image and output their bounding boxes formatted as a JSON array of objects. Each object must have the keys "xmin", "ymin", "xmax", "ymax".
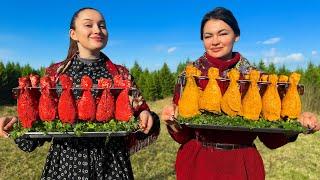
[
  {"xmin": 180, "ymin": 123, "xmax": 304, "ymax": 135},
  {"xmin": 19, "ymin": 131, "xmax": 133, "ymax": 138}
]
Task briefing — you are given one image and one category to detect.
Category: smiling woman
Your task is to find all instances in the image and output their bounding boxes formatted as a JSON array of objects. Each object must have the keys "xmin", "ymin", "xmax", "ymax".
[
  {"xmin": 0, "ymin": 7, "xmax": 160, "ymax": 180},
  {"xmin": 161, "ymin": 7, "xmax": 320, "ymax": 180},
  {"xmin": 201, "ymin": 8, "xmax": 240, "ymax": 60},
  {"xmin": 69, "ymin": 8, "xmax": 108, "ymax": 59},
  {"xmin": 202, "ymin": 19, "xmax": 239, "ymax": 60}
]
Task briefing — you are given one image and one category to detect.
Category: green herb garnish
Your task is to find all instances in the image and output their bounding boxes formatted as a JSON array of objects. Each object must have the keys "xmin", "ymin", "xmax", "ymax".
[
  {"xmin": 178, "ymin": 113, "xmax": 307, "ymax": 132},
  {"xmin": 10, "ymin": 118, "xmax": 139, "ymax": 139}
]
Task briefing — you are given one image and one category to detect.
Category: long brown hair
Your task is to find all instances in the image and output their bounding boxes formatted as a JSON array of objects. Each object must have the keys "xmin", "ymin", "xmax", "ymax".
[{"xmin": 65, "ymin": 7, "xmax": 101, "ymax": 61}]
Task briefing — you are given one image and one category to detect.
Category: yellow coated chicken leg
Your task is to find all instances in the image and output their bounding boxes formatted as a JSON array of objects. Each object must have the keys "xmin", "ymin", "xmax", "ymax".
[
  {"xmin": 281, "ymin": 72, "xmax": 301, "ymax": 119},
  {"xmin": 221, "ymin": 69, "xmax": 242, "ymax": 117},
  {"xmin": 178, "ymin": 64, "xmax": 201, "ymax": 118},
  {"xmin": 262, "ymin": 74, "xmax": 281, "ymax": 121},
  {"xmin": 242, "ymin": 69, "xmax": 262, "ymax": 120},
  {"xmin": 199, "ymin": 67, "xmax": 222, "ymax": 113}
]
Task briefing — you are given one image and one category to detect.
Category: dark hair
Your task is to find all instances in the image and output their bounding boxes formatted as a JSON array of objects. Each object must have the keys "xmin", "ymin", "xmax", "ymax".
[
  {"xmin": 200, "ymin": 7, "xmax": 240, "ymax": 40},
  {"xmin": 65, "ymin": 7, "xmax": 101, "ymax": 61}
]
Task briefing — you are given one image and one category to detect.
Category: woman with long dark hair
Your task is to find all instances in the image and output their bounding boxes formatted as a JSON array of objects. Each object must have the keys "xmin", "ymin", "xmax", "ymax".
[
  {"xmin": 161, "ymin": 7, "xmax": 319, "ymax": 180},
  {"xmin": 0, "ymin": 7, "xmax": 160, "ymax": 179}
]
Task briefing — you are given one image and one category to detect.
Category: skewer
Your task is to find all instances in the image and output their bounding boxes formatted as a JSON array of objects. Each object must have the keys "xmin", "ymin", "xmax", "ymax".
[
  {"xmin": 11, "ymin": 87, "xmax": 138, "ymax": 99},
  {"xmin": 193, "ymin": 75, "xmax": 294, "ymax": 85},
  {"xmin": 12, "ymin": 86, "xmax": 137, "ymax": 91}
]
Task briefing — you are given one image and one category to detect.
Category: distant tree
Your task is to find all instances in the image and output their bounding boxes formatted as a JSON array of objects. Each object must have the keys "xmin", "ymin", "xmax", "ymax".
[
  {"xmin": 144, "ymin": 71, "xmax": 162, "ymax": 101},
  {"xmin": 38, "ymin": 66, "xmax": 46, "ymax": 76},
  {"xmin": 295, "ymin": 67, "xmax": 304, "ymax": 76},
  {"xmin": 152, "ymin": 71, "xmax": 163, "ymax": 100},
  {"xmin": 277, "ymin": 64, "xmax": 290, "ymax": 75},
  {"xmin": 130, "ymin": 61, "xmax": 143, "ymax": 85},
  {"xmin": 252, "ymin": 62, "xmax": 257, "ymax": 67},
  {"xmin": 0, "ymin": 61, "xmax": 7, "ymax": 87},
  {"xmin": 159, "ymin": 63, "xmax": 175, "ymax": 97},
  {"xmin": 176, "ymin": 58, "xmax": 191, "ymax": 76},
  {"xmin": 266, "ymin": 62, "xmax": 276, "ymax": 74},
  {"xmin": 6, "ymin": 62, "xmax": 20, "ymax": 87},
  {"xmin": 3, "ymin": 62, "xmax": 21, "ymax": 104},
  {"xmin": 21, "ymin": 64, "xmax": 35, "ymax": 76},
  {"xmin": 302, "ymin": 62, "xmax": 320, "ymax": 85},
  {"xmin": 257, "ymin": 60, "xmax": 267, "ymax": 72},
  {"xmin": 176, "ymin": 62, "xmax": 187, "ymax": 75},
  {"xmin": 300, "ymin": 62, "xmax": 320, "ymax": 112},
  {"xmin": 138, "ymin": 69, "xmax": 149, "ymax": 98},
  {"xmin": 143, "ymin": 74, "xmax": 153, "ymax": 101},
  {"xmin": 0, "ymin": 61, "xmax": 8, "ymax": 104}
]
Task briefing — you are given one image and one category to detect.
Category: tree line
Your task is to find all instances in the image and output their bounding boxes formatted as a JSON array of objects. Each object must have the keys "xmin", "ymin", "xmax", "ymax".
[
  {"xmin": 0, "ymin": 61, "xmax": 45, "ymax": 104},
  {"xmin": 0, "ymin": 59, "xmax": 320, "ymax": 113}
]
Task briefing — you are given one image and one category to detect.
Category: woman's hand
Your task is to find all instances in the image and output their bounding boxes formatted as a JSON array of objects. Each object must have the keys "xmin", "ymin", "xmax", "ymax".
[
  {"xmin": 139, "ymin": 110, "xmax": 154, "ymax": 134},
  {"xmin": 0, "ymin": 116, "xmax": 18, "ymax": 138},
  {"xmin": 161, "ymin": 104, "xmax": 181, "ymax": 132},
  {"xmin": 298, "ymin": 112, "xmax": 320, "ymax": 133}
]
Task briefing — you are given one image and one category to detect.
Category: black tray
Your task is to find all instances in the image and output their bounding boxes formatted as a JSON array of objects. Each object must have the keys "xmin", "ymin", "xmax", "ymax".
[
  {"xmin": 180, "ymin": 123, "xmax": 303, "ymax": 135},
  {"xmin": 19, "ymin": 131, "xmax": 133, "ymax": 138}
]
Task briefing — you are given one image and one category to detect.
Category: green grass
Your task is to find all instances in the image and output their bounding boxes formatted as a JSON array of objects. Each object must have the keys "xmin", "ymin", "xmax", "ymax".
[{"xmin": 1, "ymin": 97, "xmax": 320, "ymax": 180}]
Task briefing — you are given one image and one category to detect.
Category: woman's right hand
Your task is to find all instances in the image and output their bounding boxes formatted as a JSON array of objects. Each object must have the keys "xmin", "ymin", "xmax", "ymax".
[
  {"xmin": 0, "ymin": 116, "xmax": 18, "ymax": 138},
  {"xmin": 161, "ymin": 104, "xmax": 181, "ymax": 132}
]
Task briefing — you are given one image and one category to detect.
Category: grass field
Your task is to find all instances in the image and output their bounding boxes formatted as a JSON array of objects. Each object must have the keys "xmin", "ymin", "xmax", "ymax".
[{"xmin": 0, "ymin": 98, "xmax": 319, "ymax": 180}]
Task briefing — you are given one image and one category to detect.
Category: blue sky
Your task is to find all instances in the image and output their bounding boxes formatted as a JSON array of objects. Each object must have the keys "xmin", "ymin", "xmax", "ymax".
[{"xmin": 1, "ymin": 0, "xmax": 320, "ymax": 71}]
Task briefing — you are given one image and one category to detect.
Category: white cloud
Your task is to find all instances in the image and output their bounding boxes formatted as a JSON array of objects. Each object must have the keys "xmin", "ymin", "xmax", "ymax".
[
  {"xmin": 312, "ymin": 50, "xmax": 317, "ymax": 56},
  {"xmin": 264, "ymin": 53, "xmax": 304, "ymax": 64},
  {"xmin": 264, "ymin": 48, "xmax": 277, "ymax": 57},
  {"xmin": 286, "ymin": 53, "xmax": 304, "ymax": 61},
  {"xmin": 167, "ymin": 47, "xmax": 177, "ymax": 53},
  {"xmin": 258, "ymin": 37, "xmax": 281, "ymax": 45}
]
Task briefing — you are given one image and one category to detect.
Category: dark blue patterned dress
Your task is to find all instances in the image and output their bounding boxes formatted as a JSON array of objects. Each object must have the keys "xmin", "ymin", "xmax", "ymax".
[{"xmin": 15, "ymin": 54, "xmax": 160, "ymax": 180}]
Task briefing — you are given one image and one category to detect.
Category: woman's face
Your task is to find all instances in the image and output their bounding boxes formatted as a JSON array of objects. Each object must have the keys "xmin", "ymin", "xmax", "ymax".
[
  {"xmin": 202, "ymin": 19, "xmax": 239, "ymax": 60},
  {"xmin": 70, "ymin": 9, "xmax": 108, "ymax": 55}
]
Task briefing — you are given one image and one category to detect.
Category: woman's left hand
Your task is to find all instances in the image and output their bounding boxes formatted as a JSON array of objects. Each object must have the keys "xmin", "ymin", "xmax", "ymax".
[
  {"xmin": 0, "ymin": 116, "xmax": 18, "ymax": 138},
  {"xmin": 298, "ymin": 112, "xmax": 320, "ymax": 132},
  {"xmin": 139, "ymin": 110, "xmax": 154, "ymax": 134}
]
